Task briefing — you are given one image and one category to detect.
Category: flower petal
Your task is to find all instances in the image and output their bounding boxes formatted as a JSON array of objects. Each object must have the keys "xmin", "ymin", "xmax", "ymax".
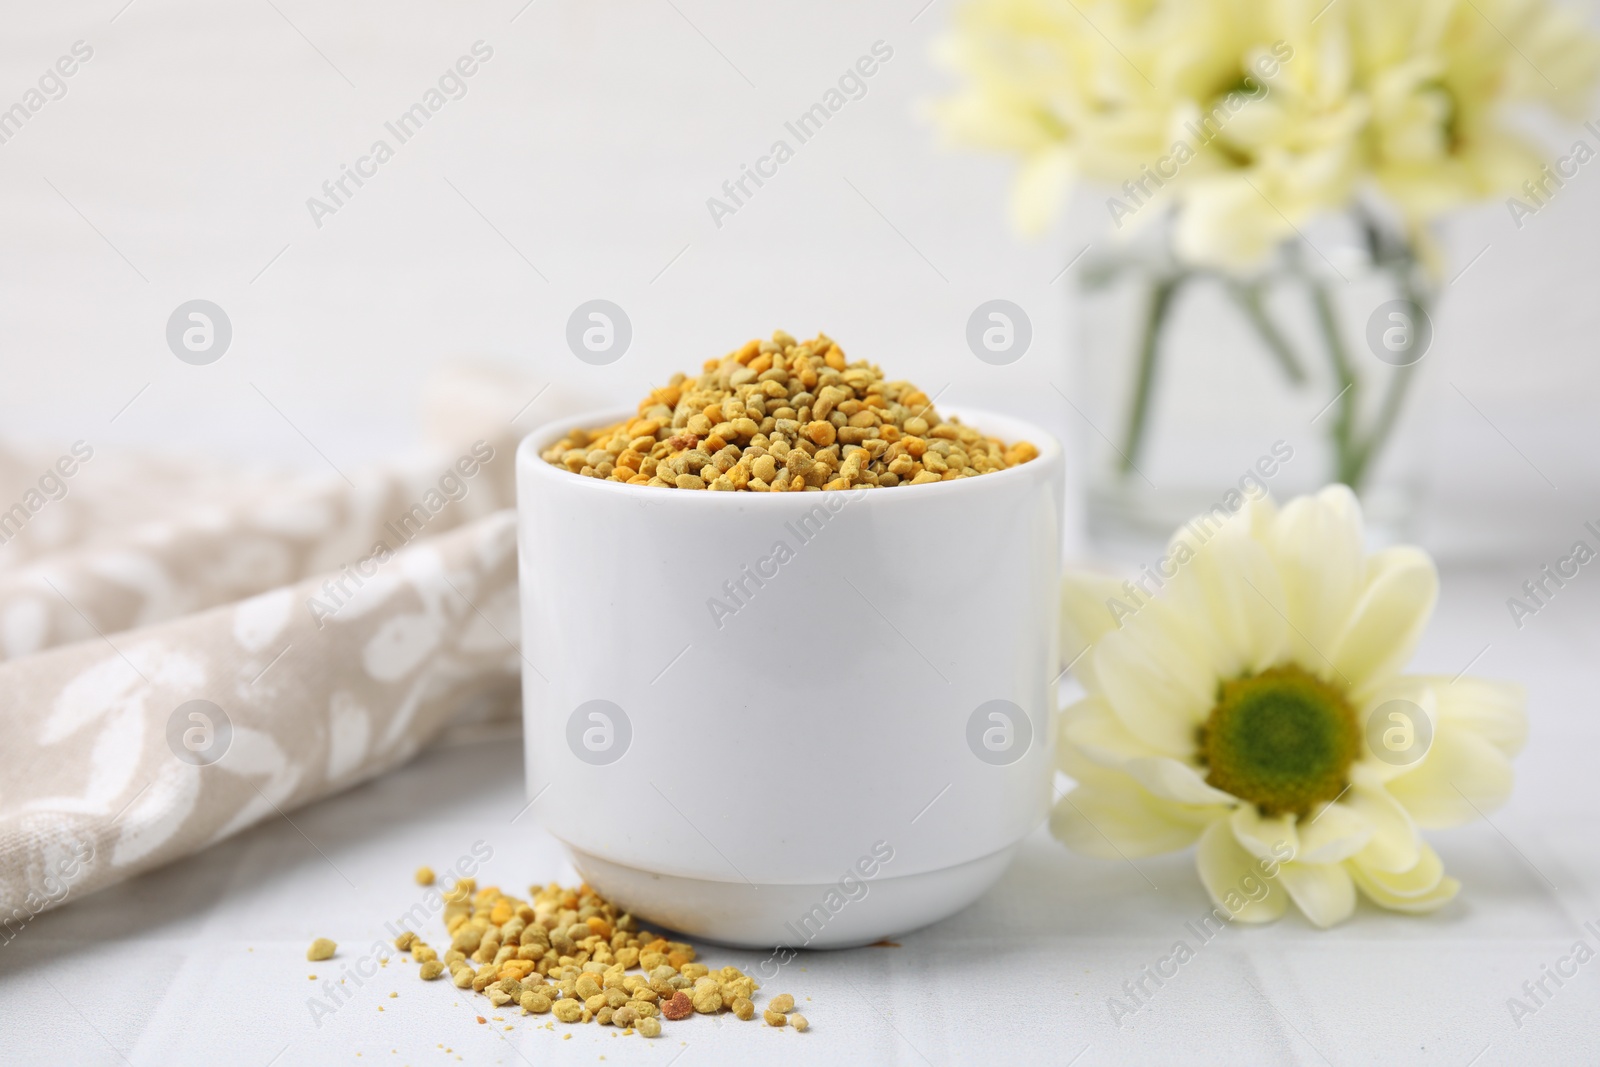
[
  {"xmin": 1416, "ymin": 675, "xmax": 1528, "ymax": 758},
  {"xmin": 1050, "ymin": 782, "xmax": 1216, "ymax": 859},
  {"xmin": 1165, "ymin": 523, "xmax": 1288, "ymax": 679},
  {"xmin": 1269, "ymin": 486, "xmax": 1365, "ymax": 680},
  {"xmin": 1195, "ymin": 819, "xmax": 1289, "ymax": 923},
  {"xmin": 1060, "ymin": 696, "xmax": 1162, "ymax": 767},
  {"xmin": 1296, "ymin": 800, "xmax": 1373, "ymax": 864},
  {"xmin": 1089, "ymin": 601, "xmax": 1214, "ymax": 757},
  {"xmin": 1353, "ymin": 677, "xmax": 1439, "ymax": 782},
  {"xmin": 1349, "ymin": 842, "xmax": 1459, "ymax": 913},
  {"xmin": 1011, "ymin": 147, "xmax": 1073, "ymax": 234},
  {"xmin": 1355, "ymin": 838, "xmax": 1445, "ymax": 895},
  {"xmin": 1240, "ymin": 492, "xmax": 1279, "ymax": 541},
  {"xmin": 1174, "ymin": 172, "xmax": 1301, "ymax": 268},
  {"xmin": 1124, "ymin": 757, "xmax": 1239, "ymax": 805},
  {"xmin": 1345, "ymin": 770, "xmax": 1420, "ymax": 873},
  {"xmin": 1229, "ymin": 804, "xmax": 1297, "ymax": 862},
  {"xmin": 1331, "ymin": 546, "xmax": 1438, "ymax": 699},
  {"xmin": 1060, "ymin": 570, "xmax": 1127, "ymax": 663},
  {"xmin": 1385, "ymin": 729, "xmax": 1515, "ymax": 829},
  {"xmin": 1058, "ymin": 735, "xmax": 1124, "ymax": 786},
  {"xmin": 1279, "ymin": 861, "xmax": 1357, "ymax": 928}
]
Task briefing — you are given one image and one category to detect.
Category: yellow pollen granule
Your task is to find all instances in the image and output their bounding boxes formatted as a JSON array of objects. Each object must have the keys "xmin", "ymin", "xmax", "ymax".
[{"xmin": 542, "ymin": 330, "xmax": 1037, "ymax": 491}]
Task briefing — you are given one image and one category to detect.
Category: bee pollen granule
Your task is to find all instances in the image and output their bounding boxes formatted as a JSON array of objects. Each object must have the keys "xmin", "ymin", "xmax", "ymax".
[
  {"xmin": 542, "ymin": 330, "xmax": 1038, "ymax": 492},
  {"xmin": 387, "ymin": 876, "xmax": 810, "ymax": 1039}
]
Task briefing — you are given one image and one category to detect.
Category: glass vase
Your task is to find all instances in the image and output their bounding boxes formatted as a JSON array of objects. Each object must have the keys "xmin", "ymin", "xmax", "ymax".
[{"xmin": 1078, "ymin": 214, "xmax": 1434, "ymax": 552}]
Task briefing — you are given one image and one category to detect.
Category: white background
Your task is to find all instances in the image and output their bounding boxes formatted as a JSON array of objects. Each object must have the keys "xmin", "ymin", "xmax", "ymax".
[
  {"xmin": 2, "ymin": 2, "xmax": 1599, "ymax": 1064},
  {"xmin": 2, "ymin": 0, "xmax": 1598, "ymax": 556}
]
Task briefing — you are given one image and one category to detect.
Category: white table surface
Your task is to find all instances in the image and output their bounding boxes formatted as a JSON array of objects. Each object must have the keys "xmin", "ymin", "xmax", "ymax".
[{"xmin": 3, "ymin": 563, "xmax": 1597, "ymax": 1066}]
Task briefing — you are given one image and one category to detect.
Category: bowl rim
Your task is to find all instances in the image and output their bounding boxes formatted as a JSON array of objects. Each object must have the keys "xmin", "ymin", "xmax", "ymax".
[{"xmin": 515, "ymin": 405, "xmax": 1063, "ymax": 505}]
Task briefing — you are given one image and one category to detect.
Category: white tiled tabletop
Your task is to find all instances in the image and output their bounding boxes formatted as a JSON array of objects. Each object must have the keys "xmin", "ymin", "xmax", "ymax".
[{"xmin": 3, "ymin": 563, "xmax": 1596, "ymax": 1066}]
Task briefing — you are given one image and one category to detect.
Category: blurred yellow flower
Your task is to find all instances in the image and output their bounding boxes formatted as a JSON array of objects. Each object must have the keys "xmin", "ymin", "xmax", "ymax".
[
  {"xmin": 935, "ymin": 0, "xmax": 1600, "ymax": 267},
  {"xmin": 1052, "ymin": 486, "xmax": 1526, "ymax": 926}
]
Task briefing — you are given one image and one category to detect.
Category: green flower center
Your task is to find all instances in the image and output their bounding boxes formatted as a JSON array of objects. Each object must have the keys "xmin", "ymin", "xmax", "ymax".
[{"xmin": 1198, "ymin": 665, "xmax": 1360, "ymax": 818}]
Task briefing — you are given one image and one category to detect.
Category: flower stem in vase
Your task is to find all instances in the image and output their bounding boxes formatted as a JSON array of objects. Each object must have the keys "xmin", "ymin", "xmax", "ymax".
[
  {"xmin": 1308, "ymin": 279, "xmax": 1365, "ymax": 490},
  {"xmin": 1227, "ymin": 279, "xmax": 1308, "ymax": 386},
  {"xmin": 1117, "ymin": 274, "xmax": 1183, "ymax": 476},
  {"xmin": 1348, "ymin": 267, "xmax": 1430, "ymax": 490}
]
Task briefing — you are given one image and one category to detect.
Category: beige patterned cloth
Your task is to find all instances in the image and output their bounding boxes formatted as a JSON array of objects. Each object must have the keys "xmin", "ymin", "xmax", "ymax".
[{"xmin": 0, "ymin": 365, "xmax": 539, "ymax": 932}]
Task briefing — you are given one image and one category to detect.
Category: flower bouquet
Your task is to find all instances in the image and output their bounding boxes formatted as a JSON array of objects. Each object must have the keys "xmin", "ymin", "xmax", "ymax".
[{"xmin": 937, "ymin": 0, "xmax": 1600, "ymax": 539}]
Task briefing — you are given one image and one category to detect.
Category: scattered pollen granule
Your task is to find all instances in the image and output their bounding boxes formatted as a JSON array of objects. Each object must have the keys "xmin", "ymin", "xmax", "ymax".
[
  {"xmin": 542, "ymin": 330, "xmax": 1038, "ymax": 491},
  {"xmin": 306, "ymin": 938, "xmax": 337, "ymax": 961},
  {"xmin": 386, "ymin": 874, "xmax": 810, "ymax": 1040},
  {"xmin": 416, "ymin": 866, "xmax": 436, "ymax": 886}
]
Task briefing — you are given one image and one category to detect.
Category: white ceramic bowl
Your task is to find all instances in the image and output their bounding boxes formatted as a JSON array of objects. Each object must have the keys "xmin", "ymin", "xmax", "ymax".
[{"xmin": 516, "ymin": 408, "xmax": 1062, "ymax": 949}]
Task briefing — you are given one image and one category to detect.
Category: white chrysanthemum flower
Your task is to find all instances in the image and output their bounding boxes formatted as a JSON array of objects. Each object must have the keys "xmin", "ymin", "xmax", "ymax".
[
  {"xmin": 933, "ymin": 0, "xmax": 1600, "ymax": 269},
  {"xmin": 1052, "ymin": 486, "xmax": 1526, "ymax": 926}
]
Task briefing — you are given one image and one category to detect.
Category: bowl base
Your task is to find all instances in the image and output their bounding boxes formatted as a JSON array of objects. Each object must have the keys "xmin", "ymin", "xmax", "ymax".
[{"xmin": 566, "ymin": 844, "xmax": 1019, "ymax": 950}]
